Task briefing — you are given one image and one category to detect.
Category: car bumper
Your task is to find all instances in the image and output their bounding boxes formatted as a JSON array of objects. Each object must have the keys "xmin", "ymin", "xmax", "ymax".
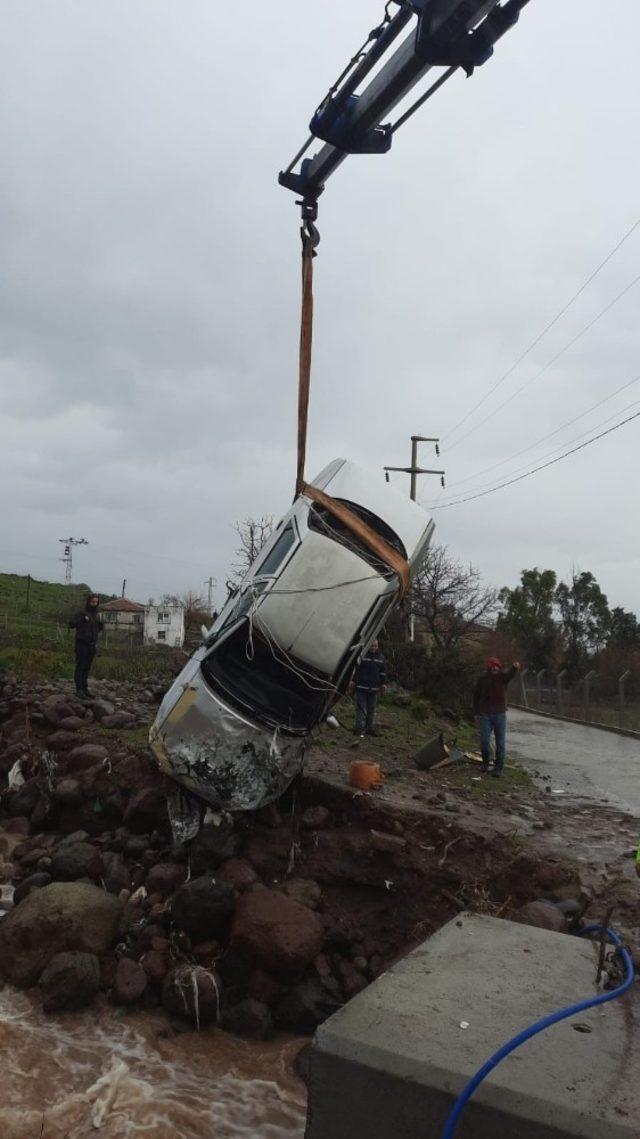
[{"xmin": 149, "ymin": 667, "xmax": 306, "ymax": 812}]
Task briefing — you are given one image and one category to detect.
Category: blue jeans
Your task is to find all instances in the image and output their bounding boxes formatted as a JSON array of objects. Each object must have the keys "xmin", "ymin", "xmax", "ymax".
[
  {"xmin": 479, "ymin": 713, "xmax": 506, "ymax": 770},
  {"xmin": 355, "ymin": 688, "xmax": 378, "ymax": 733}
]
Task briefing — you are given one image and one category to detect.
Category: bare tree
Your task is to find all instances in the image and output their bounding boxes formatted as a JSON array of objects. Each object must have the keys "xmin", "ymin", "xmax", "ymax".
[
  {"xmin": 412, "ymin": 545, "xmax": 498, "ymax": 650},
  {"xmin": 229, "ymin": 516, "xmax": 274, "ymax": 589},
  {"xmin": 161, "ymin": 589, "xmax": 209, "ymax": 636}
]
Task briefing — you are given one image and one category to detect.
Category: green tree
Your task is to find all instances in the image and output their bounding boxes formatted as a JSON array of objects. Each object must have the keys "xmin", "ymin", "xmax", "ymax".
[
  {"xmin": 608, "ymin": 606, "xmax": 639, "ymax": 648},
  {"xmin": 497, "ymin": 568, "xmax": 558, "ymax": 670},
  {"xmin": 555, "ymin": 571, "xmax": 610, "ymax": 672}
]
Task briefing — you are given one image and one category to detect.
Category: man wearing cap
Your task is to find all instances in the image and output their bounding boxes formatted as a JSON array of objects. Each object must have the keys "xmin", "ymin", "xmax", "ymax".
[{"xmin": 473, "ymin": 657, "xmax": 520, "ymax": 778}]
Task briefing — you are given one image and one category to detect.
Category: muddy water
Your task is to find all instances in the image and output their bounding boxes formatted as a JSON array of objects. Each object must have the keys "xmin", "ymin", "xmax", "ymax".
[{"xmin": 0, "ymin": 988, "xmax": 306, "ymax": 1138}]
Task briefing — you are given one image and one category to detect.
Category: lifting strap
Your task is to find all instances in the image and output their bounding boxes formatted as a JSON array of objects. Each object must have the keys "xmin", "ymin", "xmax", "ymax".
[{"xmin": 295, "ymin": 211, "xmax": 411, "ymax": 599}]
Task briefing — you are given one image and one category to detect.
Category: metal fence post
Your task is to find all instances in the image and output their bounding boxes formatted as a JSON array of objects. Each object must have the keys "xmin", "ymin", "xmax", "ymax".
[
  {"xmin": 618, "ymin": 670, "xmax": 631, "ymax": 729},
  {"xmin": 583, "ymin": 670, "xmax": 596, "ymax": 722},
  {"xmin": 536, "ymin": 668, "xmax": 545, "ymax": 709},
  {"xmin": 520, "ymin": 669, "xmax": 529, "ymax": 708},
  {"xmin": 556, "ymin": 669, "xmax": 566, "ymax": 714}
]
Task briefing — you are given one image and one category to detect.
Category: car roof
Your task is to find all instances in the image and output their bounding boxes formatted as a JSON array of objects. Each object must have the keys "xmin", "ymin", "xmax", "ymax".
[{"xmin": 309, "ymin": 458, "xmax": 433, "ymax": 559}]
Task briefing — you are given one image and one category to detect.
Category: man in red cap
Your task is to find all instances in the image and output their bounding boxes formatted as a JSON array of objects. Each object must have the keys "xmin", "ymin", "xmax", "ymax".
[{"xmin": 473, "ymin": 657, "xmax": 520, "ymax": 777}]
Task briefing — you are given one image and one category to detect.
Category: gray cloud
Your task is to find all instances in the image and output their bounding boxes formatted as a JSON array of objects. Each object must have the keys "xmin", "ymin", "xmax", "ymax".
[{"xmin": 1, "ymin": 0, "xmax": 639, "ymax": 615}]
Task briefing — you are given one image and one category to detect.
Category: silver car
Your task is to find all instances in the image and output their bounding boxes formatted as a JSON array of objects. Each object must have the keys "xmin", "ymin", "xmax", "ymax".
[{"xmin": 149, "ymin": 459, "xmax": 434, "ymax": 811}]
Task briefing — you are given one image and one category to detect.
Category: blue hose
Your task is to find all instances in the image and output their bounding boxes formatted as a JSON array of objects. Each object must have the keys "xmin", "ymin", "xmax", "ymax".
[{"xmin": 440, "ymin": 925, "xmax": 635, "ymax": 1139}]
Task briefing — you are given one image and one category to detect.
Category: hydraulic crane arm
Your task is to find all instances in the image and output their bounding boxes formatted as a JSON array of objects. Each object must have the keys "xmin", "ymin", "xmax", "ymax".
[{"xmin": 279, "ymin": 0, "xmax": 531, "ymax": 207}]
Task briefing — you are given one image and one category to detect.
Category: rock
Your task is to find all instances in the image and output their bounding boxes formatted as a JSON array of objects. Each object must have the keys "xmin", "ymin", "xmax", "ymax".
[
  {"xmin": 30, "ymin": 793, "xmax": 54, "ymax": 831},
  {"xmin": 0, "ymin": 882, "xmax": 122, "ymax": 987},
  {"xmin": 102, "ymin": 852, "xmax": 131, "ymax": 895},
  {"xmin": 46, "ymin": 731, "xmax": 78, "ymax": 752},
  {"xmin": 293, "ymin": 1042, "xmax": 312, "ymax": 1085},
  {"xmin": 53, "ymin": 778, "xmax": 83, "ymax": 807},
  {"xmin": 59, "ymin": 830, "xmax": 91, "ymax": 847},
  {"xmin": 248, "ymin": 968, "xmax": 281, "ymax": 1007},
  {"xmin": 192, "ymin": 940, "xmax": 221, "ymax": 965},
  {"xmin": 222, "ymin": 998, "xmax": 273, "ymax": 1040},
  {"xmin": 6, "ymin": 781, "xmax": 41, "ymax": 818},
  {"xmin": 189, "ymin": 821, "xmax": 239, "ymax": 874},
  {"xmin": 534, "ymin": 863, "xmax": 572, "ymax": 892},
  {"xmin": 111, "ymin": 957, "xmax": 147, "ymax": 1005},
  {"xmin": 231, "ymin": 888, "xmax": 324, "ymax": 973},
  {"xmin": 171, "ymin": 877, "xmax": 236, "ymax": 942},
  {"xmin": 13, "ymin": 872, "xmax": 52, "ymax": 905},
  {"xmin": 89, "ymin": 699, "xmax": 116, "ymax": 722},
  {"xmin": 101, "ymin": 712, "xmax": 136, "ymax": 729},
  {"xmin": 145, "ymin": 863, "xmax": 185, "ymax": 897},
  {"xmin": 217, "ymin": 858, "xmax": 259, "ymax": 892},
  {"xmin": 141, "ymin": 949, "xmax": 168, "ymax": 985},
  {"xmin": 51, "ymin": 842, "xmax": 104, "ymax": 882},
  {"xmin": 162, "ymin": 965, "xmax": 221, "ymax": 1028},
  {"xmin": 124, "ymin": 788, "xmax": 166, "ymax": 834},
  {"xmin": 338, "ymin": 959, "xmax": 368, "ymax": 998},
  {"xmin": 39, "ymin": 951, "xmax": 100, "ymax": 1013},
  {"xmin": 66, "ymin": 744, "xmax": 108, "ymax": 771},
  {"xmin": 275, "ymin": 973, "xmax": 342, "ymax": 1033},
  {"xmin": 255, "ymin": 804, "xmax": 283, "ymax": 829},
  {"xmin": 301, "ymin": 806, "xmax": 331, "ymax": 830},
  {"xmin": 3, "ymin": 817, "xmax": 31, "ymax": 836},
  {"xmin": 58, "ymin": 716, "xmax": 86, "ymax": 732},
  {"xmin": 369, "ymin": 830, "xmax": 406, "ymax": 853},
  {"xmin": 513, "ymin": 901, "xmax": 567, "ymax": 933},
  {"xmin": 281, "ymin": 879, "xmax": 323, "ymax": 911}
]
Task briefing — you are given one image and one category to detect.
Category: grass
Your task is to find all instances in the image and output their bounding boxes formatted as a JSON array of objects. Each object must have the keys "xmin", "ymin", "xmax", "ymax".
[{"xmin": 95, "ymin": 724, "xmax": 153, "ymax": 750}]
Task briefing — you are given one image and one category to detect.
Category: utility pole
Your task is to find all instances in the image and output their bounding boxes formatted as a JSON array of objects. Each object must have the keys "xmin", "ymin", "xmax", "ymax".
[
  {"xmin": 25, "ymin": 574, "xmax": 31, "ymax": 612},
  {"xmin": 121, "ymin": 579, "xmax": 127, "ymax": 598},
  {"xmin": 204, "ymin": 576, "xmax": 217, "ymax": 617},
  {"xmin": 384, "ymin": 436, "xmax": 444, "ymax": 643},
  {"xmin": 384, "ymin": 435, "xmax": 445, "ymax": 501},
  {"xmin": 59, "ymin": 537, "xmax": 88, "ymax": 586}
]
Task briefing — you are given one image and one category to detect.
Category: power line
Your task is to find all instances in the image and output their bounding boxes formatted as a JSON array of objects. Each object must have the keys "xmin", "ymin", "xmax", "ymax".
[
  {"xmin": 443, "ymin": 371, "xmax": 640, "ymax": 492},
  {"xmin": 427, "ymin": 407, "xmax": 640, "ymax": 510},
  {"xmin": 442, "ymin": 215, "xmax": 640, "ymax": 444},
  {"xmin": 435, "ymin": 396, "xmax": 640, "ymax": 503},
  {"xmin": 445, "ymin": 267, "xmax": 640, "ymax": 454}
]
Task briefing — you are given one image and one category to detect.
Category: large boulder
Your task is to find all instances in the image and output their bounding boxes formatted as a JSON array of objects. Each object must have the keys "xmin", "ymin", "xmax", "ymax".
[
  {"xmin": 170, "ymin": 876, "xmax": 236, "ymax": 942},
  {"xmin": 46, "ymin": 731, "xmax": 78, "ymax": 752},
  {"xmin": 89, "ymin": 699, "xmax": 116, "ymax": 722},
  {"xmin": 145, "ymin": 862, "xmax": 186, "ymax": 897},
  {"xmin": 221, "ymin": 998, "xmax": 273, "ymax": 1040},
  {"xmin": 231, "ymin": 888, "xmax": 324, "ymax": 973},
  {"xmin": 0, "ymin": 881, "xmax": 122, "ymax": 986},
  {"xmin": 101, "ymin": 712, "xmax": 136, "ymax": 730},
  {"xmin": 39, "ymin": 951, "xmax": 100, "ymax": 1013},
  {"xmin": 162, "ymin": 965, "xmax": 221, "ymax": 1027},
  {"xmin": 50, "ymin": 842, "xmax": 104, "ymax": 882},
  {"xmin": 274, "ymin": 973, "xmax": 343, "ymax": 1033}
]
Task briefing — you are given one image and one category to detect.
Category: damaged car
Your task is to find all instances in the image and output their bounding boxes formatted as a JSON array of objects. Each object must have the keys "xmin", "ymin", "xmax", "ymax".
[{"xmin": 149, "ymin": 458, "xmax": 434, "ymax": 811}]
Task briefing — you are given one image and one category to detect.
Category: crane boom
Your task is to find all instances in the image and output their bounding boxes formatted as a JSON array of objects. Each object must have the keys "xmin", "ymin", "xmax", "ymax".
[{"xmin": 279, "ymin": 0, "xmax": 531, "ymax": 206}]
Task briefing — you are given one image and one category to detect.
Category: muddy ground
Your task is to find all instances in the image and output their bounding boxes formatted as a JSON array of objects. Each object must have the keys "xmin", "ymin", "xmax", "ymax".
[{"xmin": 0, "ymin": 676, "xmax": 637, "ymax": 1044}]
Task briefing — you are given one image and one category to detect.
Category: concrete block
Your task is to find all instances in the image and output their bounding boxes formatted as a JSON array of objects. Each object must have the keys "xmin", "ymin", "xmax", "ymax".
[{"xmin": 305, "ymin": 912, "xmax": 639, "ymax": 1139}]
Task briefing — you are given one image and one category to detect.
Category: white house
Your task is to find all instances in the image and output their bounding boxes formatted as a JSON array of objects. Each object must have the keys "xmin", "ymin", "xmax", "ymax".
[{"xmin": 144, "ymin": 603, "xmax": 185, "ymax": 648}]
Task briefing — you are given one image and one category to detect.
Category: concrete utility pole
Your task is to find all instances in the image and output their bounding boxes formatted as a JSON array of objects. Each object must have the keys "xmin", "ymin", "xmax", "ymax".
[
  {"xmin": 59, "ymin": 537, "xmax": 88, "ymax": 586},
  {"xmin": 384, "ymin": 435, "xmax": 445, "ymax": 502},
  {"xmin": 121, "ymin": 579, "xmax": 126, "ymax": 598},
  {"xmin": 204, "ymin": 576, "xmax": 217, "ymax": 617},
  {"xmin": 384, "ymin": 436, "xmax": 444, "ymax": 642}
]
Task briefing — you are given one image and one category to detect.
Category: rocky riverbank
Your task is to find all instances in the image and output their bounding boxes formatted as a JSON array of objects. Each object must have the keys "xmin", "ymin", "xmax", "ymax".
[{"xmin": 0, "ymin": 675, "xmax": 633, "ymax": 1045}]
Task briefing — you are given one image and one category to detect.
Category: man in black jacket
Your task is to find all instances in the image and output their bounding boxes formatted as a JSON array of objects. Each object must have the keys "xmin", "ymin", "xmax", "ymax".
[
  {"xmin": 473, "ymin": 656, "xmax": 520, "ymax": 777},
  {"xmin": 69, "ymin": 593, "xmax": 103, "ymax": 698},
  {"xmin": 351, "ymin": 639, "xmax": 386, "ymax": 736}
]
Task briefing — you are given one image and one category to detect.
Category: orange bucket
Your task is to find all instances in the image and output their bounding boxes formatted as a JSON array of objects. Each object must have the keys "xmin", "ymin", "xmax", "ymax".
[{"xmin": 349, "ymin": 761, "xmax": 384, "ymax": 791}]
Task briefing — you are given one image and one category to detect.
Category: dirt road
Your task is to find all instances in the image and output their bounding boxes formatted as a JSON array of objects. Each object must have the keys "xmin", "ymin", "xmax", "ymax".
[{"xmin": 508, "ymin": 708, "xmax": 640, "ymax": 818}]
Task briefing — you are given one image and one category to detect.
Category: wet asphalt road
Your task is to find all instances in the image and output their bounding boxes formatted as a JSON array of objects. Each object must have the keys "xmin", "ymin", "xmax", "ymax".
[{"xmin": 507, "ymin": 708, "xmax": 640, "ymax": 818}]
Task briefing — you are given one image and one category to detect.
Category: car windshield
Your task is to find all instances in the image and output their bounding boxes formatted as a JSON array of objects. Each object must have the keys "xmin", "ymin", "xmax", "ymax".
[{"xmin": 201, "ymin": 622, "xmax": 329, "ymax": 731}]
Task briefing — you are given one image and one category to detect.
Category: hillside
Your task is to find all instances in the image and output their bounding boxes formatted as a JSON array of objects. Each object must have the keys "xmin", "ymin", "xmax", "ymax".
[{"xmin": 0, "ymin": 573, "xmax": 91, "ymax": 648}]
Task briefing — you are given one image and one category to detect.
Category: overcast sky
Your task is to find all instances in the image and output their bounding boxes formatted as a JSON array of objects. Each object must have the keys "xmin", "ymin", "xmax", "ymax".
[{"xmin": 1, "ymin": 0, "xmax": 639, "ymax": 615}]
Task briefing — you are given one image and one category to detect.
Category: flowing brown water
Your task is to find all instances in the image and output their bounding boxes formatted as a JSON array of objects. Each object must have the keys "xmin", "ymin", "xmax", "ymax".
[{"xmin": 0, "ymin": 988, "xmax": 306, "ymax": 1138}]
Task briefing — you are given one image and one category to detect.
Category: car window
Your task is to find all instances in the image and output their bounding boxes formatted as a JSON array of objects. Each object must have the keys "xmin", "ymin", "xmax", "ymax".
[
  {"xmin": 201, "ymin": 622, "xmax": 328, "ymax": 731},
  {"xmin": 254, "ymin": 523, "xmax": 297, "ymax": 578}
]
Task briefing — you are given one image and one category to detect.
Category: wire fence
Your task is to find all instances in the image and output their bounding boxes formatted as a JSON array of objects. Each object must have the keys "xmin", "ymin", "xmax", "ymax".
[{"xmin": 517, "ymin": 668, "xmax": 640, "ymax": 734}]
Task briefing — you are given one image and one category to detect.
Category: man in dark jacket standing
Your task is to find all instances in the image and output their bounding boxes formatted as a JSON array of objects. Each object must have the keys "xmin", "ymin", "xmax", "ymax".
[
  {"xmin": 69, "ymin": 593, "xmax": 103, "ymax": 698},
  {"xmin": 351, "ymin": 639, "xmax": 386, "ymax": 736},
  {"xmin": 473, "ymin": 656, "xmax": 520, "ymax": 777}
]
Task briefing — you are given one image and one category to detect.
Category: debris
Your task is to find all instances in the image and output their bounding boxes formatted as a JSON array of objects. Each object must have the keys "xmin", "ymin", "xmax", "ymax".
[
  {"xmin": 413, "ymin": 734, "xmax": 449, "ymax": 772},
  {"xmin": 7, "ymin": 760, "xmax": 24, "ymax": 790},
  {"xmin": 459, "ymin": 1021, "xmax": 470, "ymax": 1030}
]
